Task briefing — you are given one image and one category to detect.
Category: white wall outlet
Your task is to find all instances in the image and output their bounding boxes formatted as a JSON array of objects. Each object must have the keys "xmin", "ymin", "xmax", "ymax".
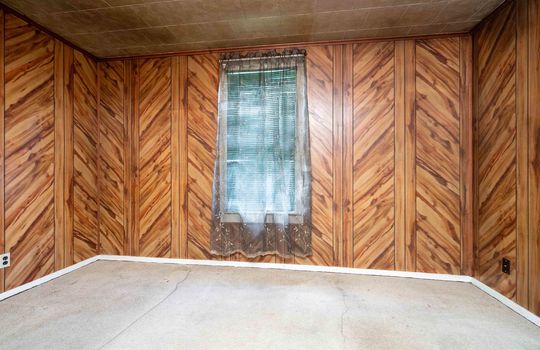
[{"xmin": 0, "ymin": 253, "xmax": 10, "ymax": 269}]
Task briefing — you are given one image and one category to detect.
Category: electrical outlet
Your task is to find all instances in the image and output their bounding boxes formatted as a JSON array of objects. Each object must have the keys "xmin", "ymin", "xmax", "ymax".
[
  {"xmin": 502, "ymin": 257, "xmax": 511, "ymax": 274},
  {"xmin": 0, "ymin": 253, "xmax": 9, "ymax": 269}
]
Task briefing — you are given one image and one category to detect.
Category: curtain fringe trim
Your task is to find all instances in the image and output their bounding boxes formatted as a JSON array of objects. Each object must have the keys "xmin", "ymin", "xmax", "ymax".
[{"xmin": 210, "ymin": 249, "xmax": 311, "ymax": 259}]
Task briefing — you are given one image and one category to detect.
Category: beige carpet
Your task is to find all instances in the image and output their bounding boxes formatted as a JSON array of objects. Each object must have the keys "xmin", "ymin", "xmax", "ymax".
[{"xmin": 0, "ymin": 261, "xmax": 538, "ymax": 349}]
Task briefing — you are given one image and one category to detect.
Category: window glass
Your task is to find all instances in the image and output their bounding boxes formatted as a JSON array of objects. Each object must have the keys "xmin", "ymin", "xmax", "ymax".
[{"xmin": 225, "ymin": 68, "xmax": 297, "ymax": 213}]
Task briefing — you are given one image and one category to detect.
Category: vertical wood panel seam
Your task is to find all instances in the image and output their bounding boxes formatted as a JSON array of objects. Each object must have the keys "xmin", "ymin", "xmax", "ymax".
[
  {"xmin": 404, "ymin": 40, "xmax": 417, "ymax": 271},
  {"xmin": 460, "ymin": 35, "xmax": 474, "ymax": 276},
  {"xmin": 123, "ymin": 59, "xmax": 132, "ymax": 256},
  {"xmin": 131, "ymin": 59, "xmax": 140, "ymax": 256},
  {"xmin": 338, "ymin": 44, "xmax": 350, "ymax": 267},
  {"xmin": 394, "ymin": 41, "xmax": 406, "ymax": 271},
  {"xmin": 96, "ymin": 62, "xmax": 101, "ymax": 256},
  {"xmin": 516, "ymin": 0, "xmax": 530, "ymax": 307},
  {"xmin": 527, "ymin": 0, "xmax": 539, "ymax": 314},
  {"xmin": 459, "ymin": 37, "xmax": 463, "ymax": 273},
  {"xmin": 179, "ymin": 56, "xmax": 188, "ymax": 259},
  {"xmin": 472, "ymin": 31, "xmax": 480, "ymax": 279},
  {"xmin": 63, "ymin": 46, "xmax": 74, "ymax": 267},
  {"xmin": 332, "ymin": 45, "xmax": 343, "ymax": 267},
  {"xmin": 171, "ymin": 56, "xmax": 180, "ymax": 258},
  {"xmin": 0, "ymin": 9, "xmax": 4, "ymax": 292},
  {"xmin": 54, "ymin": 39, "xmax": 65, "ymax": 271},
  {"xmin": 342, "ymin": 44, "xmax": 354, "ymax": 268}
]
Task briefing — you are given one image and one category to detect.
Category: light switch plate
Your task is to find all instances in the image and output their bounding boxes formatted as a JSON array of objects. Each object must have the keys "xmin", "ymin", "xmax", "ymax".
[{"xmin": 0, "ymin": 252, "xmax": 10, "ymax": 269}]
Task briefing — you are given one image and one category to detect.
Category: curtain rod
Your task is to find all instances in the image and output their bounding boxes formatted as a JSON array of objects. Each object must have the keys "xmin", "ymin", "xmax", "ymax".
[{"xmin": 219, "ymin": 54, "xmax": 305, "ymax": 63}]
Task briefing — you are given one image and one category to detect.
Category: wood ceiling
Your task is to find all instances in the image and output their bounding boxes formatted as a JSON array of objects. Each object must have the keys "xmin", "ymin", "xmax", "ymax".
[{"xmin": 0, "ymin": 0, "xmax": 504, "ymax": 58}]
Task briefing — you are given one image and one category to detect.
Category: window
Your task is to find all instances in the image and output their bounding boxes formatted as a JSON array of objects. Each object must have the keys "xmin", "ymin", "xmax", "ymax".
[
  {"xmin": 223, "ymin": 67, "xmax": 298, "ymax": 214},
  {"xmin": 211, "ymin": 50, "xmax": 311, "ymax": 257}
]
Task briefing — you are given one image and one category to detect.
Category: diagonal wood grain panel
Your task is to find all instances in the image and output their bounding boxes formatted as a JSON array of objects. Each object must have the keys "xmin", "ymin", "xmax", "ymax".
[
  {"xmin": 475, "ymin": 2, "xmax": 517, "ymax": 299},
  {"xmin": 98, "ymin": 60, "xmax": 125, "ymax": 255},
  {"xmin": 137, "ymin": 57, "xmax": 172, "ymax": 258},
  {"xmin": 415, "ymin": 38, "xmax": 461, "ymax": 274},
  {"xmin": 294, "ymin": 46, "xmax": 335, "ymax": 266},
  {"xmin": 187, "ymin": 54, "xmax": 218, "ymax": 260},
  {"xmin": 4, "ymin": 14, "xmax": 55, "ymax": 289},
  {"xmin": 352, "ymin": 41, "xmax": 396, "ymax": 270},
  {"xmin": 73, "ymin": 50, "xmax": 99, "ymax": 263}
]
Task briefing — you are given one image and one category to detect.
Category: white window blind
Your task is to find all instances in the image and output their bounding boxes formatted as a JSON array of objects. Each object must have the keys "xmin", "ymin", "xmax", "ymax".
[{"xmin": 225, "ymin": 67, "xmax": 297, "ymax": 214}]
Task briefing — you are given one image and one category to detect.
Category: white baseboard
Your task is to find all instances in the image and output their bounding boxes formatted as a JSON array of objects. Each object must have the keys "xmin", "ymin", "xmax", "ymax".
[
  {"xmin": 97, "ymin": 254, "xmax": 472, "ymax": 282},
  {"xmin": 0, "ymin": 256, "xmax": 99, "ymax": 302},
  {"xmin": 470, "ymin": 278, "xmax": 540, "ymax": 327},
  {"xmin": 1, "ymin": 254, "xmax": 538, "ymax": 328}
]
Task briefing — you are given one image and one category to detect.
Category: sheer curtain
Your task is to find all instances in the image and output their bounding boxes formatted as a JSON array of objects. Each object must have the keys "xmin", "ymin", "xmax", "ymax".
[{"xmin": 211, "ymin": 49, "xmax": 311, "ymax": 258}]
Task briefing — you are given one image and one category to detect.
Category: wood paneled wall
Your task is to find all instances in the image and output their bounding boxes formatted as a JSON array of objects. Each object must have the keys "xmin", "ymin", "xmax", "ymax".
[
  {"xmin": 0, "ymin": 7, "xmax": 485, "ymax": 314},
  {"xmin": 1, "ymin": 1, "xmax": 537, "ymax": 319},
  {"xmin": 473, "ymin": 0, "xmax": 540, "ymax": 315},
  {"xmin": 0, "ymin": 11, "xmax": 99, "ymax": 292},
  {"xmin": 349, "ymin": 38, "xmax": 473, "ymax": 274},
  {"xmin": 4, "ymin": 13, "xmax": 55, "ymax": 290},
  {"xmin": 93, "ymin": 36, "xmax": 474, "ymax": 278}
]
